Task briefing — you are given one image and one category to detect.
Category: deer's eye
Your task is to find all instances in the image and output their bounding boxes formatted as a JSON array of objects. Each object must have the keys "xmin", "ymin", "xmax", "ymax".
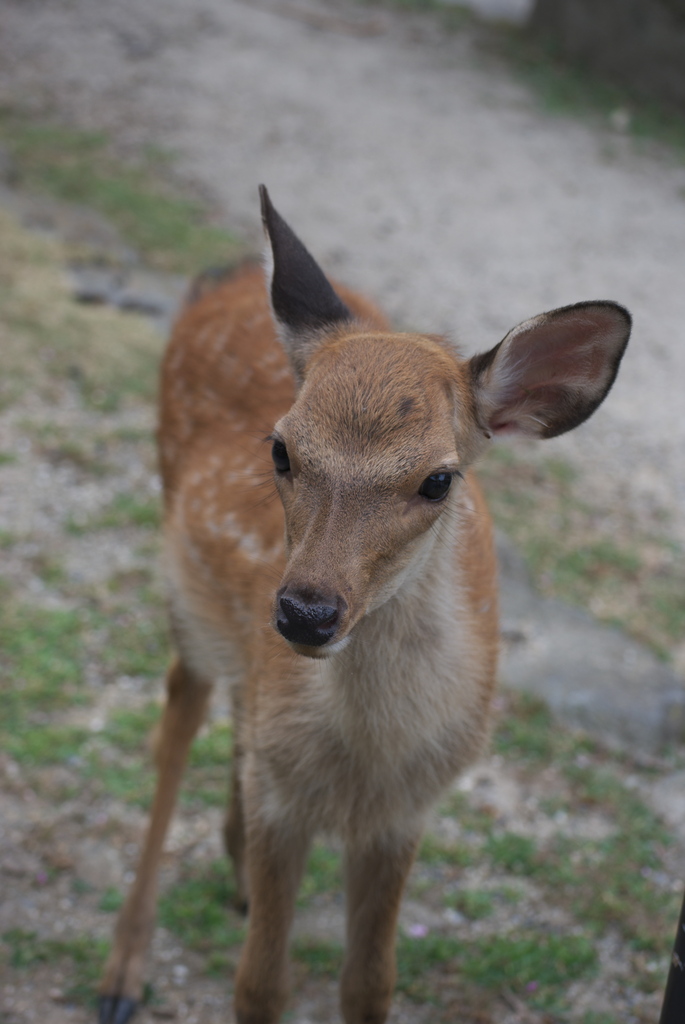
[
  {"xmin": 418, "ymin": 472, "xmax": 452, "ymax": 501},
  {"xmin": 271, "ymin": 439, "xmax": 291, "ymax": 473}
]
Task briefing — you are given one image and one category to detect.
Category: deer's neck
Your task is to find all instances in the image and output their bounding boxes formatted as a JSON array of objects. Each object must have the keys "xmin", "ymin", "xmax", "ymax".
[{"xmin": 322, "ymin": 509, "xmax": 479, "ymax": 759}]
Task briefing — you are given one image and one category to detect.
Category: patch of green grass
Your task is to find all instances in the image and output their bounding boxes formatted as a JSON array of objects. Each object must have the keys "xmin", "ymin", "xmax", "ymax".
[
  {"xmin": 67, "ymin": 492, "xmax": 161, "ymax": 534},
  {"xmin": 546, "ymin": 539, "xmax": 640, "ymax": 590},
  {"xmin": 500, "ymin": 29, "xmax": 685, "ymax": 158},
  {"xmin": 486, "ymin": 832, "xmax": 538, "ymax": 876},
  {"xmin": 396, "ymin": 932, "xmax": 461, "ymax": 998},
  {"xmin": 394, "ymin": 929, "xmax": 597, "ymax": 1006},
  {"xmin": 8, "ymin": 723, "xmax": 90, "ymax": 767},
  {"xmin": 71, "ymin": 878, "xmax": 93, "ymax": 896},
  {"xmin": 85, "ymin": 701, "xmax": 233, "ymax": 811},
  {"xmin": 647, "ymin": 572, "xmax": 685, "ymax": 650},
  {"xmin": 419, "ymin": 833, "xmax": 475, "ymax": 868},
  {"xmin": 102, "ymin": 703, "xmax": 160, "ymax": 753},
  {"xmin": 438, "ymin": 789, "xmax": 500, "ymax": 836},
  {"xmin": 158, "ymin": 861, "xmax": 244, "ymax": 971},
  {"xmin": 0, "ymin": 203, "xmax": 166, "ymax": 410},
  {"xmin": 31, "ymin": 553, "xmax": 67, "ymax": 587},
  {"xmin": 0, "ymin": 600, "xmax": 91, "ymax": 763},
  {"xmin": 189, "ymin": 722, "xmax": 233, "ymax": 768},
  {"xmin": 0, "ymin": 113, "xmax": 246, "ymax": 274},
  {"xmin": 493, "ymin": 694, "xmax": 679, "ymax": 959},
  {"xmin": 0, "ymin": 450, "xmax": 16, "ymax": 465},
  {"xmin": 181, "ymin": 721, "xmax": 234, "ymax": 808},
  {"xmin": 445, "ymin": 888, "xmax": 494, "ymax": 920},
  {"xmin": 107, "ymin": 567, "xmax": 156, "ymax": 595},
  {"xmin": 83, "ymin": 753, "xmax": 155, "ymax": 807},
  {"xmin": 41, "ymin": 439, "xmax": 112, "ymax": 477},
  {"xmin": 99, "ymin": 888, "xmax": 124, "ymax": 913},
  {"xmin": 479, "ymin": 443, "xmax": 685, "ymax": 659},
  {"xmin": 2, "ymin": 929, "xmax": 109, "ymax": 1005},
  {"xmin": 102, "ymin": 607, "xmax": 169, "ymax": 679},
  {"xmin": 80, "ymin": 703, "xmax": 161, "ymax": 807},
  {"xmin": 558, "ymin": 763, "xmax": 677, "ymax": 952},
  {"xmin": 460, "ymin": 931, "xmax": 597, "ymax": 1008},
  {"xmin": 494, "ymin": 692, "xmax": 597, "ymax": 771},
  {"xmin": 367, "ymin": 0, "xmax": 475, "ymax": 30},
  {"xmin": 494, "ymin": 691, "xmax": 558, "ymax": 764},
  {"xmin": 299, "ymin": 843, "xmax": 343, "ymax": 905},
  {"xmin": 109, "ymin": 426, "xmax": 153, "ymax": 444},
  {"xmin": 292, "ymin": 937, "xmax": 343, "ymax": 976}
]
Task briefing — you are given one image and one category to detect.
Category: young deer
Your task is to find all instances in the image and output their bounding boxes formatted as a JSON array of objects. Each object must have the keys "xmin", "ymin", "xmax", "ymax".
[{"xmin": 98, "ymin": 187, "xmax": 631, "ymax": 1024}]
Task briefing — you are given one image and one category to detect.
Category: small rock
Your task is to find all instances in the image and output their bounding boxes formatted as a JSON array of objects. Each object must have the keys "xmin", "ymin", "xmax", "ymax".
[
  {"xmin": 45, "ymin": 842, "xmax": 75, "ymax": 872},
  {"xmin": 497, "ymin": 532, "xmax": 685, "ymax": 754},
  {"xmin": 74, "ymin": 838, "xmax": 124, "ymax": 889},
  {"xmin": 443, "ymin": 907, "xmax": 466, "ymax": 926},
  {"xmin": 113, "ymin": 269, "xmax": 188, "ymax": 323},
  {"xmin": 69, "ymin": 265, "xmax": 125, "ymax": 305},
  {"xmin": 172, "ymin": 963, "xmax": 189, "ymax": 985}
]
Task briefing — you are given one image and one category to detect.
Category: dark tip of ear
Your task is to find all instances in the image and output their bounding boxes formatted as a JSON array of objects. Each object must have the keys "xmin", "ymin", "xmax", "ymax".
[
  {"xmin": 257, "ymin": 184, "xmax": 352, "ymax": 333},
  {"xmin": 258, "ymin": 183, "xmax": 273, "ymax": 231}
]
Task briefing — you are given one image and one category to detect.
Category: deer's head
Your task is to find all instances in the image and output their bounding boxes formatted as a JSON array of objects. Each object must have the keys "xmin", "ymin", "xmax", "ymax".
[{"xmin": 260, "ymin": 187, "xmax": 630, "ymax": 657}]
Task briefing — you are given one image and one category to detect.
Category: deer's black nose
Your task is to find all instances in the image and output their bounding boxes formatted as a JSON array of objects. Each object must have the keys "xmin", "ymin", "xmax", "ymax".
[{"xmin": 276, "ymin": 588, "xmax": 342, "ymax": 647}]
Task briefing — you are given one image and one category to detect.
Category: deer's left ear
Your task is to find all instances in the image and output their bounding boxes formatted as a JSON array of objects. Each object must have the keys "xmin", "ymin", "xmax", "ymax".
[
  {"xmin": 259, "ymin": 185, "xmax": 352, "ymax": 384},
  {"xmin": 469, "ymin": 301, "xmax": 631, "ymax": 439}
]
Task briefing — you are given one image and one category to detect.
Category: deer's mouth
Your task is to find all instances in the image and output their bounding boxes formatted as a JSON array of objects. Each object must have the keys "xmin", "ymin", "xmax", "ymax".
[{"xmin": 286, "ymin": 633, "xmax": 353, "ymax": 660}]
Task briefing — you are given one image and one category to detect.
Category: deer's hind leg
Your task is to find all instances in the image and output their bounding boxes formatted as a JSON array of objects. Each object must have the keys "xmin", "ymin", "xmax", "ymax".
[{"xmin": 98, "ymin": 658, "xmax": 212, "ymax": 1024}]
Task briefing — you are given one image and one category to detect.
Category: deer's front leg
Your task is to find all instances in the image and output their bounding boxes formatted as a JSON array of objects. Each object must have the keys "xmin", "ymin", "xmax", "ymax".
[
  {"xmin": 234, "ymin": 807, "xmax": 311, "ymax": 1024},
  {"xmin": 98, "ymin": 659, "xmax": 212, "ymax": 1024},
  {"xmin": 340, "ymin": 830, "xmax": 421, "ymax": 1024}
]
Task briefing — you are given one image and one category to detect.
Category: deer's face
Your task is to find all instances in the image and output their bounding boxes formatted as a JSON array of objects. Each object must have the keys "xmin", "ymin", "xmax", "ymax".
[
  {"xmin": 258, "ymin": 186, "xmax": 631, "ymax": 658},
  {"xmin": 270, "ymin": 333, "xmax": 476, "ymax": 658}
]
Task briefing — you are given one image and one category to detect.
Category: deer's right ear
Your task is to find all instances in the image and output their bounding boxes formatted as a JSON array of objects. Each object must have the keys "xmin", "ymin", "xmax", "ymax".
[{"xmin": 259, "ymin": 185, "xmax": 352, "ymax": 384}]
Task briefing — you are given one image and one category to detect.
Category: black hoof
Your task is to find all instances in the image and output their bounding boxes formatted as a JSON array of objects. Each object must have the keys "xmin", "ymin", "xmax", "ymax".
[{"xmin": 98, "ymin": 995, "xmax": 139, "ymax": 1024}]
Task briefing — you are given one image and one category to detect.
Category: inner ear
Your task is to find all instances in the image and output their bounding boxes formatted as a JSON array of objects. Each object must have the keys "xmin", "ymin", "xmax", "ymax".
[
  {"xmin": 259, "ymin": 185, "xmax": 352, "ymax": 382},
  {"xmin": 469, "ymin": 301, "xmax": 631, "ymax": 439}
]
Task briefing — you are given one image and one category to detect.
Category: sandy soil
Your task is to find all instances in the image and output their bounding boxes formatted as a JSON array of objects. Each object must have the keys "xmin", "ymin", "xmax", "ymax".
[{"xmin": 0, "ymin": 0, "xmax": 684, "ymax": 540}]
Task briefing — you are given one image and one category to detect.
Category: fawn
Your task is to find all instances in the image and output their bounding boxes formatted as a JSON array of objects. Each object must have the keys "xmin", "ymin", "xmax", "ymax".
[{"xmin": 98, "ymin": 186, "xmax": 631, "ymax": 1024}]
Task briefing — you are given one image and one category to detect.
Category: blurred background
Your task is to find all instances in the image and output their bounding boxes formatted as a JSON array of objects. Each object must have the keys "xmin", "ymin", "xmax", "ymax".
[{"xmin": 0, "ymin": 1, "xmax": 684, "ymax": 1022}]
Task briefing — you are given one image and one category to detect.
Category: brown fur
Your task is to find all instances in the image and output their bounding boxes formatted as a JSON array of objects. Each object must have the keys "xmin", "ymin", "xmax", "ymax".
[{"xmin": 100, "ymin": 221, "xmax": 629, "ymax": 1022}]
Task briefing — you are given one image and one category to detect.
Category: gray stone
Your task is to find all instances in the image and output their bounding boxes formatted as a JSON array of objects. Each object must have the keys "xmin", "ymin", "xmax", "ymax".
[
  {"xmin": 113, "ymin": 269, "xmax": 188, "ymax": 326},
  {"xmin": 68, "ymin": 264, "xmax": 189, "ymax": 330},
  {"xmin": 69, "ymin": 265, "xmax": 126, "ymax": 305},
  {"xmin": 497, "ymin": 532, "xmax": 685, "ymax": 754}
]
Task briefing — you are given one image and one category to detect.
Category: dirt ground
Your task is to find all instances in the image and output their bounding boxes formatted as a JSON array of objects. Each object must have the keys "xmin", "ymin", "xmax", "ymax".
[{"xmin": 0, "ymin": 2, "xmax": 684, "ymax": 1023}]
